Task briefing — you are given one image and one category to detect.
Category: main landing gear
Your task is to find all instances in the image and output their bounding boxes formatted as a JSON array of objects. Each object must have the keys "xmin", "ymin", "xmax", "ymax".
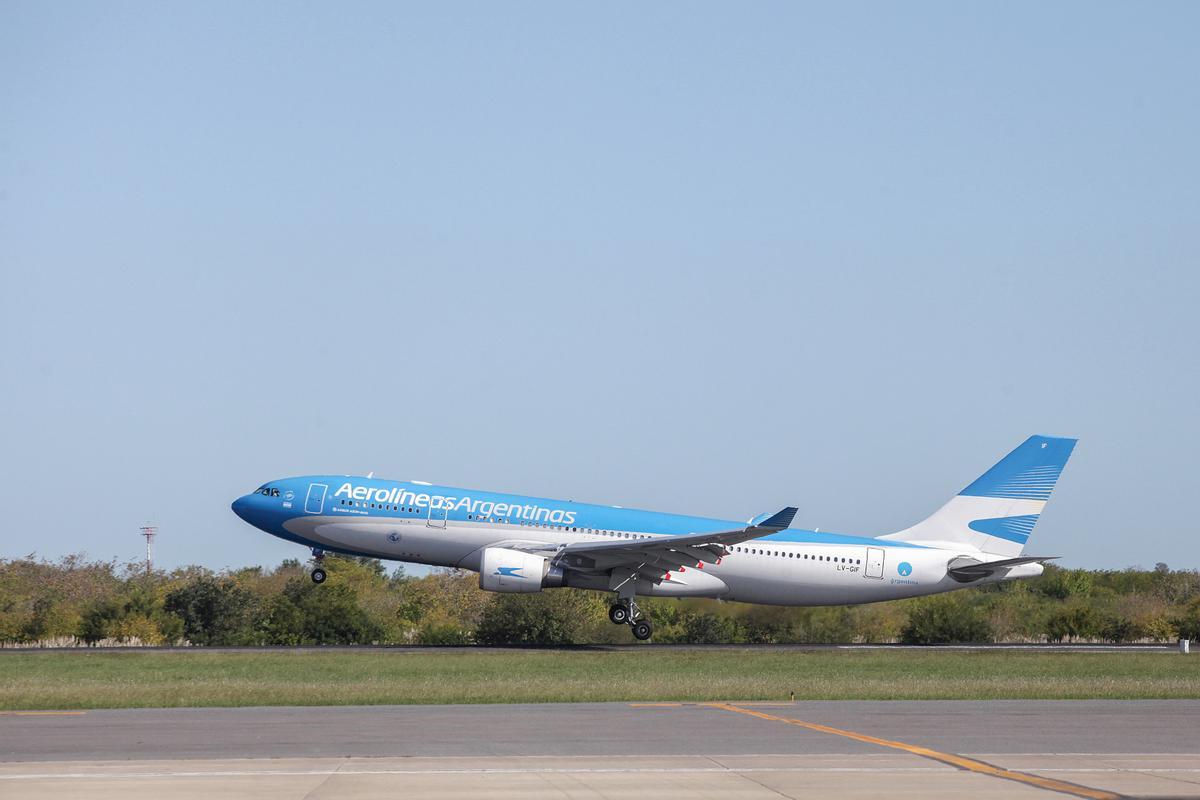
[
  {"xmin": 310, "ymin": 548, "xmax": 327, "ymax": 584},
  {"xmin": 608, "ymin": 598, "xmax": 653, "ymax": 641}
]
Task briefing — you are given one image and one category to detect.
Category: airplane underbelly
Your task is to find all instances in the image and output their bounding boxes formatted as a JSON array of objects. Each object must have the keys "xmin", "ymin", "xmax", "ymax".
[
  {"xmin": 282, "ymin": 517, "xmax": 474, "ymax": 564},
  {"xmin": 722, "ymin": 576, "xmax": 888, "ymax": 606}
]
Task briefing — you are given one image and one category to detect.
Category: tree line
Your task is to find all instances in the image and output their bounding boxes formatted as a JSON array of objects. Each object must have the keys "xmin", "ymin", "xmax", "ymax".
[{"xmin": 1, "ymin": 554, "xmax": 1198, "ymax": 646}]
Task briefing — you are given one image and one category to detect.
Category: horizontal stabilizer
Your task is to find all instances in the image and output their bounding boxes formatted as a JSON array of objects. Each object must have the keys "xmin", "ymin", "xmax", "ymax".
[
  {"xmin": 748, "ymin": 507, "xmax": 798, "ymax": 530},
  {"xmin": 947, "ymin": 555, "xmax": 1057, "ymax": 582}
]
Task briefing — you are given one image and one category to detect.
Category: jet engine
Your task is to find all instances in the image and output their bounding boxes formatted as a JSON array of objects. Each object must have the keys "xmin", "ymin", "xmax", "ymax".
[{"xmin": 478, "ymin": 547, "xmax": 565, "ymax": 593}]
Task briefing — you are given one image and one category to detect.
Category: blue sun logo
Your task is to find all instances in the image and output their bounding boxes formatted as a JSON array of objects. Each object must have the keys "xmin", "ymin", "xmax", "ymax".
[{"xmin": 897, "ymin": 562, "xmax": 913, "ymax": 577}]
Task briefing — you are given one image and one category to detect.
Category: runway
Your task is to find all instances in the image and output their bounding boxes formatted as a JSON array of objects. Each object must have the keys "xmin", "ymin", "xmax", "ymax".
[{"xmin": 2, "ymin": 701, "xmax": 1198, "ymax": 798}]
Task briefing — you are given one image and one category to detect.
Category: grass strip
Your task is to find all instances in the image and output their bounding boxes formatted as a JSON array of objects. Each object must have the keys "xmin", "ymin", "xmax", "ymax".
[{"xmin": 0, "ymin": 649, "xmax": 1196, "ymax": 709}]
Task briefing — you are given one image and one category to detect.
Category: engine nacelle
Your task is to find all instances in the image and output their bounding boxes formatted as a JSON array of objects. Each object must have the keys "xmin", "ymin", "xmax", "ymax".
[{"xmin": 478, "ymin": 547, "xmax": 564, "ymax": 593}]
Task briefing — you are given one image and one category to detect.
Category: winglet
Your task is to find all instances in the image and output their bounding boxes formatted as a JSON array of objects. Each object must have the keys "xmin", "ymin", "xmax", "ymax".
[{"xmin": 748, "ymin": 507, "xmax": 798, "ymax": 530}]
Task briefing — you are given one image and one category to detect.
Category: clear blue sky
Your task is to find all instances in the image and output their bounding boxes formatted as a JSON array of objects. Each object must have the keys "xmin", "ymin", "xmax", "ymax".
[{"xmin": 1, "ymin": 2, "xmax": 1196, "ymax": 572}]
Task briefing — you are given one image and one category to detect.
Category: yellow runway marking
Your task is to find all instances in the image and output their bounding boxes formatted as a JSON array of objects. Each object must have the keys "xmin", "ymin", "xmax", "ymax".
[
  {"xmin": 708, "ymin": 703, "xmax": 1123, "ymax": 800},
  {"xmin": 0, "ymin": 711, "xmax": 87, "ymax": 716}
]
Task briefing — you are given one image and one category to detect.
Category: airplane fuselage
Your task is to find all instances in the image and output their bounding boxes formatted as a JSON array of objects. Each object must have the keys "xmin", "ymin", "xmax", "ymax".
[{"xmin": 232, "ymin": 475, "xmax": 1039, "ymax": 607}]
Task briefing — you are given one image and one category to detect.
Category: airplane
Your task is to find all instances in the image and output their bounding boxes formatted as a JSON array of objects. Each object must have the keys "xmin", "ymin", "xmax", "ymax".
[{"xmin": 231, "ymin": 434, "xmax": 1076, "ymax": 640}]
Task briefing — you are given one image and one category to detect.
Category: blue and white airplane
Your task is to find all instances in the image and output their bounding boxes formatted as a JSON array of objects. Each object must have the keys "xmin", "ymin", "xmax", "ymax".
[{"xmin": 232, "ymin": 435, "xmax": 1076, "ymax": 640}]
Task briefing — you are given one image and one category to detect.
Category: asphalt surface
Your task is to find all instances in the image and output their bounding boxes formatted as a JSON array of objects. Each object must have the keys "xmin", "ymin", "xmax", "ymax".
[
  {"xmin": 0, "ymin": 700, "xmax": 1197, "ymax": 762},
  {"xmin": 2, "ymin": 702, "xmax": 1198, "ymax": 798}
]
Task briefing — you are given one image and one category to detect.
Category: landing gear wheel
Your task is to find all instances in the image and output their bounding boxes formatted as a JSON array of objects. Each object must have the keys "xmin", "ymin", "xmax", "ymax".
[
  {"xmin": 631, "ymin": 620, "xmax": 653, "ymax": 641},
  {"xmin": 310, "ymin": 567, "xmax": 327, "ymax": 584},
  {"xmin": 608, "ymin": 603, "xmax": 631, "ymax": 625}
]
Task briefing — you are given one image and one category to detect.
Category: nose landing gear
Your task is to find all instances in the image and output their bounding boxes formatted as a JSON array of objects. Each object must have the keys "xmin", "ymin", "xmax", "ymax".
[
  {"xmin": 608, "ymin": 598, "xmax": 653, "ymax": 641},
  {"xmin": 310, "ymin": 548, "xmax": 327, "ymax": 584}
]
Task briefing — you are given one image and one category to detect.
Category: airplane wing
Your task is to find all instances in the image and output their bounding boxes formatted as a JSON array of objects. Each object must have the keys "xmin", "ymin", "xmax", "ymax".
[{"xmin": 549, "ymin": 507, "xmax": 798, "ymax": 582}]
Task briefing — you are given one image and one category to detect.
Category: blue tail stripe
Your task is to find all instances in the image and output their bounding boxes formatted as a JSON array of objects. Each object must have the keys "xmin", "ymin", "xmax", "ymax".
[
  {"xmin": 968, "ymin": 514, "xmax": 1040, "ymax": 544},
  {"xmin": 959, "ymin": 435, "xmax": 1077, "ymax": 501}
]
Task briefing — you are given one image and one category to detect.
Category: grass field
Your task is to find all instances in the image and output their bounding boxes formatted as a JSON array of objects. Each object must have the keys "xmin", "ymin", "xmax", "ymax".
[{"xmin": 0, "ymin": 649, "xmax": 1197, "ymax": 710}]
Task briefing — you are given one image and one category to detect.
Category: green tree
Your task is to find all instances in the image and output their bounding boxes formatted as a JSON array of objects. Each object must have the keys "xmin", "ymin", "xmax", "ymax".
[
  {"xmin": 22, "ymin": 596, "xmax": 58, "ymax": 642},
  {"xmin": 1173, "ymin": 598, "xmax": 1200, "ymax": 641},
  {"xmin": 900, "ymin": 595, "xmax": 993, "ymax": 644},
  {"xmin": 1044, "ymin": 605, "xmax": 1105, "ymax": 642},
  {"xmin": 260, "ymin": 593, "xmax": 306, "ymax": 645},
  {"xmin": 265, "ymin": 578, "xmax": 382, "ymax": 645},
  {"xmin": 164, "ymin": 576, "xmax": 261, "ymax": 645},
  {"xmin": 78, "ymin": 598, "xmax": 124, "ymax": 645},
  {"xmin": 1034, "ymin": 567, "xmax": 1094, "ymax": 600},
  {"xmin": 475, "ymin": 591, "xmax": 604, "ymax": 645},
  {"xmin": 680, "ymin": 612, "xmax": 742, "ymax": 643}
]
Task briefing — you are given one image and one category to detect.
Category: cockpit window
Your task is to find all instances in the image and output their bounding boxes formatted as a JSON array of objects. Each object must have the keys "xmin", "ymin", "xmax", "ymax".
[{"xmin": 254, "ymin": 486, "xmax": 281, "ymax": 497}]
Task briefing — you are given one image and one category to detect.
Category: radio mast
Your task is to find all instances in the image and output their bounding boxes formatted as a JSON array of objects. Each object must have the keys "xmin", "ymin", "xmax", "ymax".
[{"xmin": 139, "ymin": 523, "xmax": 157, "ymax": 576}]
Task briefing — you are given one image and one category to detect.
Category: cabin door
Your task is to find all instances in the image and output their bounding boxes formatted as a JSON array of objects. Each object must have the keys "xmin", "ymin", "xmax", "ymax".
[
  {"xmin": 864, "ymin": 547, "xmax": 885, "ymax": 579},
  {"xmin": 304, "ymin": 483, "xmax": 327, "ymax": 514}
]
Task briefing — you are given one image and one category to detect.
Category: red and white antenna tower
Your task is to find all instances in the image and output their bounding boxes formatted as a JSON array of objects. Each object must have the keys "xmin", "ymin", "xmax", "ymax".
[{"xmin": 139, "ymin": 523, "xmax": 158, "ymax": 576}]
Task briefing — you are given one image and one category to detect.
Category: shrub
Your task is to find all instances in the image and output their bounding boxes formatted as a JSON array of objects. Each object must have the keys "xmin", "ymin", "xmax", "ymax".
[
  {"xmin": 269, "ymin": 579, "xmax": 383, "ymax": 645},
  {"xmin": 475, "ymin": 591, "xmax": 604, "ymax": 645},
  {"xmin": 164, "ymin": 576, "xmax": 262, "ymax": 646},
  {"xmin": 79, "ymin": 598, "xmax": 124, "ymax": 645},
  {"xmin": 416, "ymin": 620, "xmax": 474, "ymax": 645},
  {"xmin": 680, "ymin": 612, "xmax": 742, "ymax": 644},
  {"xmin": 1034, "ymin": 567, "xmax": 1094, "ymax": 600},
  {"xmin": 900, "ymin": 595, "xmax": 992, "ymax": 644},
  {"xmin": 1044, "ymin": 605, "xmax": 1105, "ymax": 642}
]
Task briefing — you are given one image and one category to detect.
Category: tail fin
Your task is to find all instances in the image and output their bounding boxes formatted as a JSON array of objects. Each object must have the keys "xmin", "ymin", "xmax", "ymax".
[{"xmin": 878, "ymin": 435, "xmax": 1077, "ymax": 557}]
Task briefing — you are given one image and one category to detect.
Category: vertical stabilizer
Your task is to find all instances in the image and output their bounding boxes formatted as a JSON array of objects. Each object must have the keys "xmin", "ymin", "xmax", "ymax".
[{"xmin": 878, "ymin": 435, "xmax": 1077, "ymax": 557}]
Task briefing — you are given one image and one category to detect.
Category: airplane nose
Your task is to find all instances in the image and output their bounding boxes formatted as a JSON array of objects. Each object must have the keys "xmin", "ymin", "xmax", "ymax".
[{"xmin": 231, "ymin": 495, "xmax": 251, "ymax": 521}]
